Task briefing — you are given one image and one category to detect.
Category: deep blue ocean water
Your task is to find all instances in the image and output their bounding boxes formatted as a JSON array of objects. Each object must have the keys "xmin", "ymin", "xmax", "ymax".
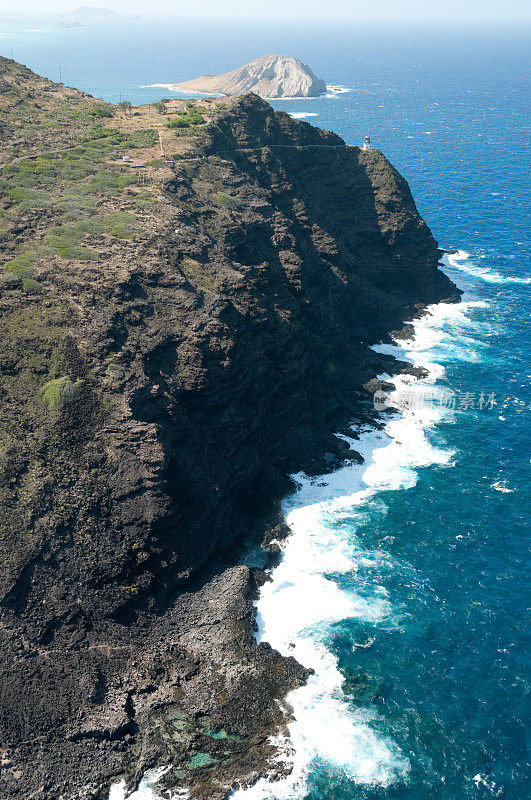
[{"xmin": 1, "ymin": 16, "xmax": 529, "ymax": 800}]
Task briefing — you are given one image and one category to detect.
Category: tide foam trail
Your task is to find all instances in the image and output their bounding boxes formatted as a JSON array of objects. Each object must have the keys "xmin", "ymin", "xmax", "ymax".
[
  {"xmin": 445, "ymin": 250, "xmax": 531, "ymax": 285},
  {"xmin": 287, "ymin": 112, "xmax": 319, "ymax": 119},
  {"xmin": 140, "ymin": 83, "xmax": 224, "ymax": 96},
  {"xmin": 232, "ymin": 297, "xmax": 488, "ymax": 799}
]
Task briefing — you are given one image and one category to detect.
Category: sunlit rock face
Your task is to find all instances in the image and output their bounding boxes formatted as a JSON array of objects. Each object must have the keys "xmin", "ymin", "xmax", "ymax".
[{"xmin": 172, "ymin": 53, "xmax": 328, "ymax": 98}]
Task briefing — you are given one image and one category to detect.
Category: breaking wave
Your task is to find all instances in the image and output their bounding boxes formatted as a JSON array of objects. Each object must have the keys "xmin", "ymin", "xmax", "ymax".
[
  {"xmin": 325, "ymin": 85, "xmax": 352, "ymax": 97},
  {"xmin": 446, "ymin": 250, "xmax": 531, "ymax": 285}
]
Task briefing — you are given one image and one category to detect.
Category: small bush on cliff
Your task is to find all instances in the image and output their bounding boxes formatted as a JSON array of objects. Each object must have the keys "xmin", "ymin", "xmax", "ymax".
[
  {"xmin": 22, "ymin": 277, "xmax": 42, "ymax": 292},
  {"xmin": 89, "ymin": 104, "xmax": 114, "ymax": 118},
  {"xmin": 86, "ymin": 124, "xmax": 120, "ymax": 140},
  {"xmin": 166, "ymin": 116, "xmax": 188, "ymax": 129},
  {"xmin": 166, "ymin": 109, "xmax": 204, "ymax": 130},
  {"xmin": 44, "ymin": 222, "xmax": 100, "ymax": 260},
  {"xmin": 124, "ymin": 129, "xmax": 158, "ymax": 148},
  {"xmin": 2, "ymin": 250, "xmax": 39, "ymax": 278},
  {"xmin": 216, "ymin": 192, "xmax": 240, "ymax": 210},
  {"xmin": 104, "ymin": 211, "xmax": 137, "ymax": 239},
  {"xmin": 42, "ymin": 377, "xmax": 84, "ymax": 410},
  {"xmin": 9, "ymin": 186, "xmax": 52, "ymax": 209},
  {"xmin": 86, "ymin": 170, "xmax": 138, "ymax": 195}
]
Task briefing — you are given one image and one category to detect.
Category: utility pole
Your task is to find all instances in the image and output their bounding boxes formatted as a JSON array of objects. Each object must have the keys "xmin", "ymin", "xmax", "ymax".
[
  {"xmin": 59, "ymin": 66, "xmax": 62, "ymax": 83},
  {"xmin": 159, "ymin": 131, "xmax": 165, "ymax": 158}
]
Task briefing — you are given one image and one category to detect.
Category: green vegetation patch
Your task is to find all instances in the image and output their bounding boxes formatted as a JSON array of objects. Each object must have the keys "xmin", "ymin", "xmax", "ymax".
[
  {"xmin": 85, "ymin": 169, "xmax": 139, "ymax": 195},
  {"xmin": 85, "ymin": 124, "xmax": 120, "ymax": 140},
  {"xmin": 123, "ymin": 129, "xmax": 158, "ymax": 149},
  {"xmin": 104, "ymin": 211, "xmax": 138, "ymax": 239},
  {"xmin": 44, "ymin": 220, "xmax": 102, "ymax": 260},
  {"xmin": 2, "ymin": 250, "xmax": 38, "ymax": 278},
  {"xmin": 22, "ymin": 277, "xmax": 42, "ymax": 292},
  {"xmin": 216, "ymin": 192, "xmax": 240, "ymax": 210},
  {"xmin": 41, "ymin": 377, "xmax": 84, "ymax": 410},
  {"xmin": 166, "ymin": 109, "xmax": 205, "ymax": 130},
  {"xmin": 9, "ymin": 186, "xmax": 52, "ymax": 209},
  {"xmin": 133, "ymin": 189, "xmax": 158, "ymax": 211},
  {"xmin": 180, "ymin": 257, "xmax": 218, "ymax": 293},
  {"xmin": 2, "ymin": 152, "xmax": 96, "ymax": 191}
]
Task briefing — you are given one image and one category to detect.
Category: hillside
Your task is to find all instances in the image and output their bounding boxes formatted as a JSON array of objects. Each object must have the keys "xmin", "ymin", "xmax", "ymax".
[{"xmin": 0, "ymin": 56, "xmax": 459, "ymax": 800}]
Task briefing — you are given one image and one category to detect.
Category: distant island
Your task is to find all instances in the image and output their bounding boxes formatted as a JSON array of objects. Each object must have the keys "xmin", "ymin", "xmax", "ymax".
[
  {"xmin": 60, "ymin": 6, "xmax": 121, "ymax": 18},
  {"xmin": 54, "ymin": 6, "xmax": 139, "ymax": 23},
  {"xmin": 54, "ymin": 21, "xmax": 83, "ymax": 29},
  {"xmin": 171, "ymin": 54, "xmax": 327, "ymax": 98}
]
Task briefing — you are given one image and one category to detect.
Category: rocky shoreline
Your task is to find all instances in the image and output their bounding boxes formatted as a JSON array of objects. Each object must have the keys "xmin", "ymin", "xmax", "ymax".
[{"xmin": 0, "ymin": 60, "xmax": 460, "ymax": 800}]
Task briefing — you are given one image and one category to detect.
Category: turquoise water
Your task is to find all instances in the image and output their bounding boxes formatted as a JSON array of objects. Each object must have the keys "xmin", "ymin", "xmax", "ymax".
[{"xmin": 1, "ymin": 17, "xmax": 529, "ymax": 800}]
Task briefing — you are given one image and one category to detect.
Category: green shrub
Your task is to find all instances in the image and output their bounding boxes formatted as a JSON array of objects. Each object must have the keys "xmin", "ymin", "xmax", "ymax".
[
  {"xmin": 104, "ymin": 211, "xmax": 137, "ymax": 239},
  {"xmin": 124, "ymin": 129, "xmax": 158, "ymax": 148},
  {"xmin": 166, "ymin": 110, "xmax": 204, "ymax": 130},
  {"xmin": 44, "ymin": 221, "xmax": 102, "ymax": 260},
  {"xmin": 9, "ymin": 187, "xmax": 51, "ymax": 209},
  {"xmin": 4, "ymin": 153, "xmax": 95, "ymax": 187},
  {"xmin": 42, "ymin": 377, "xmax": 84, "ymax": 410},
  {"xmin": 87, "ymin": 124, "xmax": 120, "ymax": 140},
  {"xmin": 85, "ymin": 170, "xmax": 138, "ymax": 195},
  {"xmin": 3, "ymin": 251, "xmax": 38, "ymax": 278},
  {"xmin": 22, "ymin": 277, "xmax": 43, "ymax": 292},
  {"xmin": 89, "ymin": 104, "xmax": 114, "ymax": 118},
  {"xmin": 216, "ymin": 192, "xmax": 240, "ymax": 210},
  {"xmin": 166, "ymin": 117, "xmax": 189, "ymax": 129},
  {"xmin": 133, "ymin": 190, "xmax": 158, "ymax": 210}
]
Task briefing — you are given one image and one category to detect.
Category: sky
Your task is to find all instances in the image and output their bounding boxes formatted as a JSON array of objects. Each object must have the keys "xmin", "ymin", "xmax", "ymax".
[{"xmin": 0, "ymin": 0, "xmax": 530, "ymax": 20}]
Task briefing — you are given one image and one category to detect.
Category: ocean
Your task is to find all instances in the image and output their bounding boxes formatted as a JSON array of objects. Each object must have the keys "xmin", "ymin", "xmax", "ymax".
[{"xmin": 1, "ymin": 16, "xmax": 529, "ymax": 800}]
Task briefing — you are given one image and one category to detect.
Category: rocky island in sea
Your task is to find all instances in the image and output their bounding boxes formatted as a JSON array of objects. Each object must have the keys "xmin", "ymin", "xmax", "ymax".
[
  {"xmin": 0, "ymin": 55, "xmax": 459, "ymax": 800},
  {"xmin": 170, "ymin": 53, "xmax": 327, "ymax": 98}
]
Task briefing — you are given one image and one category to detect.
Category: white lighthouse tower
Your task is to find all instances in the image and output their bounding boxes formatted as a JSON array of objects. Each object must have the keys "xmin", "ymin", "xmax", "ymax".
[{"xmin": 363, "ymin": 134, "xmax": 371, "ymax": 151}]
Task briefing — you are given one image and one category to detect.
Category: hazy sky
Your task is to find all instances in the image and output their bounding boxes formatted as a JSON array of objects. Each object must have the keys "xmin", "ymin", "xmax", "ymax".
[{"xmin": 1, "ymin": 0, "xmax": 530, "ymax": 20}]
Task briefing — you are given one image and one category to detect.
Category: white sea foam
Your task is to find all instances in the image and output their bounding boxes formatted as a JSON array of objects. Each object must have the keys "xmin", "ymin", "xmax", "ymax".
[
  {"xmin": 141, "ymin": 83, "xmax": 224, "ymax": 97},
  {"xmin": 325, "ymin": 85, "xmax": 352, "ymax": 97},
  {"xmin": 232, "ymin": 295, "xmax": 488, "ymax": 799},
  {"xmin": 472, "ymin": 773, "xmax": 504, "ymax": 796},
  {"xmin": 287, "ymin": 112, "xmax": 319, "ymax": 119},
  {"xmin": 108, "ymin": 767, "xmax": 177, "ymax": 800},
  {"xmin": 445, "ymin": 249, "xmax": 531, "ymax": 285},
  {"xmin": 491, "ymin": 481, "xmax": 515, "ymax": 493}
]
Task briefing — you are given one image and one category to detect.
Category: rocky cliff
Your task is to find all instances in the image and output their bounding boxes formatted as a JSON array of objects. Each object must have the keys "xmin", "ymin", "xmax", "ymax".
[
  {"xmin": 172, "ymin": 54, "xmax": 327, "ymax": 98},
  {"xmin": 0, "ymin": 57, "xmax": 459, "ymax": 800}
]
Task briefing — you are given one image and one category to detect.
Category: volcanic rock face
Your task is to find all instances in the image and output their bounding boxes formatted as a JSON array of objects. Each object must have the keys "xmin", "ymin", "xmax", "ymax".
[
  {"xmin": 0, "ymin": 56, "xmax": 460, "ymax": 800},
  {"xmin": 172, "ymin": 53, "xmax": 327, "ymax": 98}
]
